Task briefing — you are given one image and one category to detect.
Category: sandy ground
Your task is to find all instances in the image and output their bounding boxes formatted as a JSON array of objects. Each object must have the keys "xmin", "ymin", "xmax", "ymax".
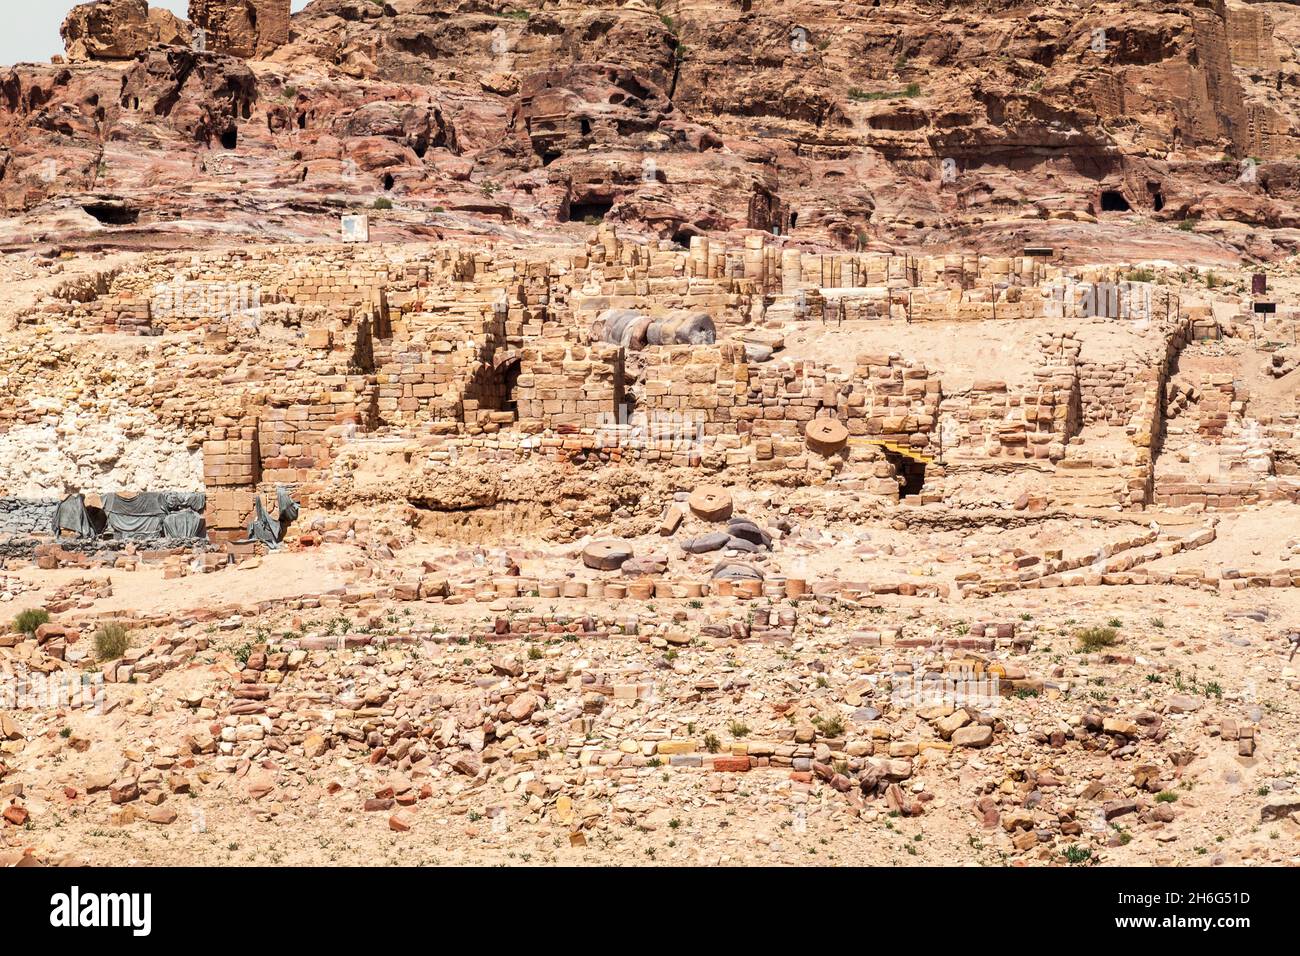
[{"xmin": 4, "ymin": 501, "xmax": 1298, "ymax": 868}]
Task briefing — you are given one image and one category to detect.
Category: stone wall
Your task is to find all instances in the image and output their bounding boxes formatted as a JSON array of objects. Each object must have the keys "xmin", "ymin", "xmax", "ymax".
[
  {"xmin": 0, "ymin": 498, "xmax": 57, "ymax": 539},
  {"xmin": 940, "ymin": 371, "xmax": 1077, "ymax": 462},
  {"xmin": 515, "ymin": 343, "xmax": 625, "ymax": 429}
]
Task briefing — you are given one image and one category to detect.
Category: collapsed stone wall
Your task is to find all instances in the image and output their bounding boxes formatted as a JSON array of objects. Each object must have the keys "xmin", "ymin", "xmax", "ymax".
[
  {"xmin": 5, "ymin": 232, "xmax": 1273, "ymax": 525},
  {"xmin": 939, "ymin": 372, "xmax": 1078, "ymax": 463},
  {"xmin": 634, "ymin": 344, "xmax": 937, "ymax": 485},
  {"xmin": 1151, "ymin": 340, "xmax": 1300, "ymax": 509},
  {"xmin": 0, "ymin": 335, "xmax": 205, "ymax": 500}
]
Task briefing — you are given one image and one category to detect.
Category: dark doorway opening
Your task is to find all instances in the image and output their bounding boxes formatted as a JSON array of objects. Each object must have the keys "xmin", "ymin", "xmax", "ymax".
[
  {"xmin": 881, "ymin": 447, "xmax": 927, "ymax": 499},
  {"xmin": 1100, "ymin": 190, "xmax": 1130, "ymax": 212},
  {"xmin": 382, "ymin": 173, "xmax": 395, "ymax": 191},
  {"xmin": 220, "ymin": 127, "xmax": 238, "ymax": 150},
  {"xmin": 350, "ymin": 318, "xmax": 376, "ymax": 374},
  {"xmin": 899, "ymin": 459, "xmax": 926, "ymax": 498},
  {"xmin": 568, "ymin": 199, "xmax": 613, "ymax": 223},
  {"xmin": 789, "ymin": 211, "xmax": 799, "ymax": 229},
  {"xmin": 501, "ymin": 357, "xmax": 522, "ymax": 415}
]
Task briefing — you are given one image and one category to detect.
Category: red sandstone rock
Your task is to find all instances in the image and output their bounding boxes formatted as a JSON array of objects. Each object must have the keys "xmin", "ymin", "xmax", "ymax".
[{"xmin": 190, "ymin": 0, "xmax": 290, "ymax": 59}]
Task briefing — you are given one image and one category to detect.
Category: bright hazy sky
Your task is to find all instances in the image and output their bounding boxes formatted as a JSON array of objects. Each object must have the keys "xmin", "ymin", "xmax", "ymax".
[{"xmin": 0, "ymin": 1, "xmax": 313, "ymax": 67}]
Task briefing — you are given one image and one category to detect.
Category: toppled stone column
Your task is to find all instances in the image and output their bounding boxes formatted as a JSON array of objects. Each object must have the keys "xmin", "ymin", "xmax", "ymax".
[
  {"xmin": 62, "ymin": 0, "xmax": 187, "ymax": 62},
  {"xmin": 189, "ymin": 0, "xmax": 291, "ymax": 59}
]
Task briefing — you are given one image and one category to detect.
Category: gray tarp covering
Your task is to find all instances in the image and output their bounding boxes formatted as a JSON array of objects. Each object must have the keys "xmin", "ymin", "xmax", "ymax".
[
  {"xmin": 52, "ymin": 494, "xmax": 104, "ymax": 539},
  {"xmin": 163, "ymin": 492, "xmax": 206, "ymax": 513},
  {"xmin": 161, "ymin": 510, "xmax": 204, "ymax": 539},
  {"xmin": 51, "ymin": 490, "xmax": 210, "ymax": 542},
  {"xmin": 91, "ymin": 492, "xmax": 208, "ymax": 540},
  {"xmin": 276, "ymin": 486, "xmax": 300, "ymax": 527},
  {"xmin": 102, "ymin": 493, "xmax": 165, "ymax": 538},
  {"xmin": 245, "ymin": 487, "xmax": 300, "ymax": 549}
]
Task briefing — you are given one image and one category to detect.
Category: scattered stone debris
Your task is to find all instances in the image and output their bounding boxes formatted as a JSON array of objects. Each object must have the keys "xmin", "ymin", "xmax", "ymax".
[{"xmin": 1, "ymin": 0, "xmax": 1300, "ymax": 871}]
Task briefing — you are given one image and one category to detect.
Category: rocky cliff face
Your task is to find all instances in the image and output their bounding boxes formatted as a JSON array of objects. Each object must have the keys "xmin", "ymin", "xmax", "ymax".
[
  {"xmin": 190, "ymin": 0, "xmax": 292, "ymax": 58},
  {"xmin": 61, "ymin": 0, "xmax": 189, "ymax": 63},
  {"xmin": 8, "ymin": 0, "xmax": 1300, "ymax": 261}
]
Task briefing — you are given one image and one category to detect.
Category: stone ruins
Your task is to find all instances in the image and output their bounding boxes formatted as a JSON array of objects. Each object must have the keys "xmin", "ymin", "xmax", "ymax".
[{"xmin": 0, "ymin": 0, "xmax": 1297, "ymax": 869}]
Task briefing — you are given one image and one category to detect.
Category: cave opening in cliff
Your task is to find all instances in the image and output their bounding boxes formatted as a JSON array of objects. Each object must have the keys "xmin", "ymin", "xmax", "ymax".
[
  {"xmin": 789, "ymin": 211, "xmax": 799, "ymax": 229},
  {"xmin": 1151, "ymin": 190, "xmax": 1165, "ymax": 212},
  {"xmin": 568, "ymin": 199, "xmax": 613, "ymax": 223},
  {"xmin": 220, "ymin": 127, "xmax": 239, "ymax": 150},
  {"xmin": 1100, "ymin": 190, "xmax": 1131, "ymax": 212},
  {"xmin": 82, "ymin": 203, "xmax": 138, "ymax": 226},
  {"xmin": 382, "ymin": 173, "xmax": 395, "ymax": 191}
]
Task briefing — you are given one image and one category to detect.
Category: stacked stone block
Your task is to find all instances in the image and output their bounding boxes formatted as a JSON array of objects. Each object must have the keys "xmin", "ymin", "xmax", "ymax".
[{"xmin": 515, "ymin": 343, "xmax": 624, "ymax": 428}]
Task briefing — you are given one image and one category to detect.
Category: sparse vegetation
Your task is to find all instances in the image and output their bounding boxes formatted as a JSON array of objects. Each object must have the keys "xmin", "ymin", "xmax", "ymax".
[
  {"xmin": 1063, "ymin": 844, "xmax": 1092, "ymax": 865},
  {"xmin": 848, "ymin": 83, "xmax": 921, "ymax": 102},
  {"xmin": 94, "ymin": 623, "xmax": 130, "ymax": 662},
  {"xmin": 1075, "ymin": 626, "xmax": 1119, "ymax": 652},
  {"xmin": 13, "ymin": 609, "xmax": 50, "ymax": 635},
  {"xmin": 813, "ymin": 715, "xmax": 846, "ymax": 737}
]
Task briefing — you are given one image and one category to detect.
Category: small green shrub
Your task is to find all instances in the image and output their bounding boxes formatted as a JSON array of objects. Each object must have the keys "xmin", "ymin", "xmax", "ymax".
[
  {"xmin": 372, "ymin": 197, "xmax": 393, "ymax": 210},
  {"xmin": 1063, "ymin": 844, "xmax": 1092, "ymax": 865},
  {"xmin": 813, "ymin": 714, "xmax": 846, "ymax": 737},
  {"xmin": 849, "ymin": 85, "xmax": 921, "ymax": 102},
  {"xmin": 94, "ymin": 623, "xmax": 130, "ymax": 662},
  {"xmin": 1075, "ymin": 626, "xmax": 1119, "ymax": 652},
  {"xmin": 13, "ymin": 609, "xmax": 50, "ymax": 635}
]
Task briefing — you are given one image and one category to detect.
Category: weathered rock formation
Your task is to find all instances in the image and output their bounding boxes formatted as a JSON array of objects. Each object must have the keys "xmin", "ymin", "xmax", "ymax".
[
  {"xmin": 6, "ymin": 1, "xmax": 1300, "ymax": 260},
  {"xmin": 189, "ymin": 0, "xmax": 291, "ymax": 59},
  {"xmin": 60, "ymin": 0, "xmax": 189, "ymax": 63}
]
